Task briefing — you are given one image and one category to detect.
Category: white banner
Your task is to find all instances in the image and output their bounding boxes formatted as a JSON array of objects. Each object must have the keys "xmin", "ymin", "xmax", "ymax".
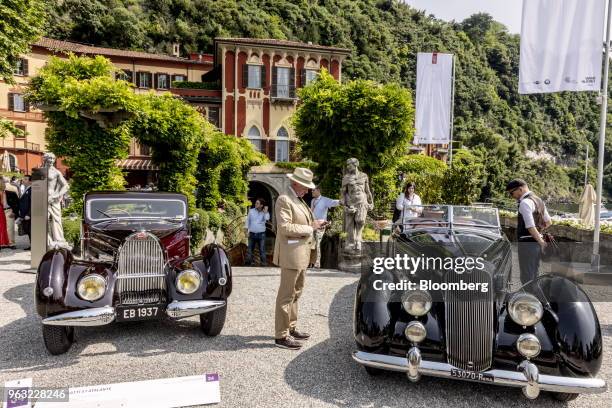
[
  {"xmin": 519, "ymin": 0, "xmax": 605, "ymax": 94},
  {"xmin": 415, "ymin": 52, "xmax": 454, "ymax": 145}
]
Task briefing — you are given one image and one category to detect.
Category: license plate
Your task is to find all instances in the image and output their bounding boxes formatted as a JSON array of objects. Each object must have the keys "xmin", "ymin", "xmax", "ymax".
[
  {"xmin": 116, "ymin": 305, "xmax": 162, "ymax": 322},
  {"xmin": 450, "ymin": 368, "xmax": 494, "ymax": 383}
]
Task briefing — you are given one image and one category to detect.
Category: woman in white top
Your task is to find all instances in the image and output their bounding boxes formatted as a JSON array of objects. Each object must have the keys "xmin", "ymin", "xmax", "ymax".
[{"xmin": 396, "ymin": 182, "xmax": 422, "ymax": 225}]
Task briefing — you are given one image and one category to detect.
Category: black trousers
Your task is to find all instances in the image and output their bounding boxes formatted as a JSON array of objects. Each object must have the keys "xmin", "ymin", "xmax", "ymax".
[{"xmin": 518, "ymin": 240, "xmax": 541, "ymax": 284}]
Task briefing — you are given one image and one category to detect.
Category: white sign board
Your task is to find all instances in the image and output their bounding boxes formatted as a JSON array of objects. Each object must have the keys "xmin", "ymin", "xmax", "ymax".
[
  {"xmin": 35, "ymin": 374, "xmax": 220, "ymax": 408},
  {"xmin": 3, "ymin": 378, "xmax": 32, "ymax": 408},
  {"xmin": 519, "ymin": 0, "xmax": 605, "ymax": 94},
  {"xmin": 414, "ymin": 52, "xmax": 454, "ymax": 145}
]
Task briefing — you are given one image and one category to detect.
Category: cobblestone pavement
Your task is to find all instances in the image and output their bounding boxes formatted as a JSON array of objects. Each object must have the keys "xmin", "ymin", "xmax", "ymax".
[{"xmin": 0, "ymin": 250, "xmax": 610, "ymax": 407}]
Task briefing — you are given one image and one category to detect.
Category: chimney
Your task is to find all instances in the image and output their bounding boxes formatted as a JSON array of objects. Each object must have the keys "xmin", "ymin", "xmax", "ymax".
[{"xmin": 172, "ymin": 43, "xmax": 180, "ymax": 58}]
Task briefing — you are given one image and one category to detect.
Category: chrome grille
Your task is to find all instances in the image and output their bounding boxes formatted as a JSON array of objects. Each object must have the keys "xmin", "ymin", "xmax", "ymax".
[
  {"xmin": 444, "ymin": 268, "xmax": 494, "ymax": 371},
  {"xmin": 116, "ymin": 232, "xmax": 166, "ymax": 305}
]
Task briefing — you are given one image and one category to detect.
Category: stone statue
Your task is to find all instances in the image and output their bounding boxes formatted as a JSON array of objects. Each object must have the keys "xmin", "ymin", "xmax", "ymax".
[
  {"xmin": 43, "ymin": 152, "xmax": 70, "ymax": 248},
  {"xmin": 340, "ymin": 158, "xmax": 373, "ymax": 252}
]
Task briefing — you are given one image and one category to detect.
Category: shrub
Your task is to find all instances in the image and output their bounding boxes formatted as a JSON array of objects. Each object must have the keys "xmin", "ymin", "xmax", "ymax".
[
  {"xmin": 190, "ymin": 208, "xmax": 210, "ymax": 253},
  {"xmin": 396, "ymin": 155, "xmax": 447, "ymax": 204},
  {"xmin": 62, "ymin": 217, "xmax": 81, "ymax": 249},
  {"xmin": 442, "ymin": 149, "xmax": 484, "ymax": 205}
]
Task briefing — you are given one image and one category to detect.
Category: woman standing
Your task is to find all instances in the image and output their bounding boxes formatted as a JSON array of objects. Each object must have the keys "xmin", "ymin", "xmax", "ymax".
[
  {"xmin": 0, "ymin": 178, "xmax": 11, "ymax": 250},
  {"xmin": 2, "ymin": 177, "xmax": 19, "ymax": 248},
  {"xmin": 395, "ymin": 182, "xmax": 422, "ymax": 226}
]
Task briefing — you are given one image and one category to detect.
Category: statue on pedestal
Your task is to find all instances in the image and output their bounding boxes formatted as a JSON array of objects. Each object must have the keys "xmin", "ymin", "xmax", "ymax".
[
  {"xmin": 340, "ymin": 158, "xmax": 373, "ymax": 252},
  {"xmin": 43, "ymin": 152, "xmax": 70, "ymax": 248}
]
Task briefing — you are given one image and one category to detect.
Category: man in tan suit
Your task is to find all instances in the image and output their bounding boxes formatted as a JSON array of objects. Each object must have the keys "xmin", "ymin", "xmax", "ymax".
[{"xmin": 274, "ymin": 167, "xmax": 327, "ymax": 350}]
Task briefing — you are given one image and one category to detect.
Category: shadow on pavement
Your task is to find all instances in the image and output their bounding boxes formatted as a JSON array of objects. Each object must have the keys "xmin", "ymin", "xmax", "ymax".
[
  {"xmin": 0, "ymin": 282, "xmax": 274, "ymax": 374},
  {"xmin": 283, "ymin": 281, "xmax": 564, "ymax": 407}
]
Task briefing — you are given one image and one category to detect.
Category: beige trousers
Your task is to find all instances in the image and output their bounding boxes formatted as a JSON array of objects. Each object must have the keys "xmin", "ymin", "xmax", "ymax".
[{"xmin": 275, "ymin": 268, "xmax": 306, "ymax": 339}]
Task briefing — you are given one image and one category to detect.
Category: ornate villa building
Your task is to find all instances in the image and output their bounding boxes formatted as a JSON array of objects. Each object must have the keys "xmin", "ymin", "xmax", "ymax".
[{"xmin": 0, "ymin": 37, "xmax": 350, "ymax": 186}]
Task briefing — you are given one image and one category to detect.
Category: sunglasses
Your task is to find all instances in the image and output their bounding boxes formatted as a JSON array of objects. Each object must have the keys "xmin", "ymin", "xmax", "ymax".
[{"xmin": 508, "ymin": 187, "xmax": 520, "ymax": 196}]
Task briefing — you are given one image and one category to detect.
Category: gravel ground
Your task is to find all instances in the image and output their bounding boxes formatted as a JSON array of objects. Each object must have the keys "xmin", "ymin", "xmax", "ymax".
[{"xmin": 0, "ymin": 247, "xmax": 611, "ymax": 407}]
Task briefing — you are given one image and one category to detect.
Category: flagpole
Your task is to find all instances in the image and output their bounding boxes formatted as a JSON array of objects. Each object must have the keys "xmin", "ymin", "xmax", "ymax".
[
  {"xmin": 448, "ymin": 55, "xmax": 456, "ymax": 165},
  {"xmin": 592, "ymin": 0, "xmax": 612, "ymax": 269}
]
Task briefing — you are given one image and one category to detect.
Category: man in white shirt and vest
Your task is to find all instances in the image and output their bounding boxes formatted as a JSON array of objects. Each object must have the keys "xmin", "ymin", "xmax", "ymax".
[
  {"xmin": 310, "ymin": 186, "xmax": 340, "ymax": 268},
  {"xmin": 506, "ymin": 179, "xmax": 552, "ymax": 284}
]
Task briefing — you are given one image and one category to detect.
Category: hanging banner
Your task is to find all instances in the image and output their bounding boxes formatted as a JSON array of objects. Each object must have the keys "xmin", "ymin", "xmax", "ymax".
[
  {"xmin": 414, "ymin": 52, "xmax": 454, "ymax": 145},
  {"xmin": 519, "ymin": 0, "xmax": 605, "ymax": 94}
]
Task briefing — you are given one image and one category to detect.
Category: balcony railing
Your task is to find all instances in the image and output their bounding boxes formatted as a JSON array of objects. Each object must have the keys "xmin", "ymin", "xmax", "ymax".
[{"xmin": 0, "ymin": 138, "xmax": 40, "ymax": 152}]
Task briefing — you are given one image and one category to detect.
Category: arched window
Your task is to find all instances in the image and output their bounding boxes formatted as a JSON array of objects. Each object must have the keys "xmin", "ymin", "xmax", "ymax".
[
  {"xmin": 247, "ymin": 126, "xmax": 263, "ymax": 152},
  {"xmin": 275, "ymin": 127, "xmax": 289, "ymax": 162}
]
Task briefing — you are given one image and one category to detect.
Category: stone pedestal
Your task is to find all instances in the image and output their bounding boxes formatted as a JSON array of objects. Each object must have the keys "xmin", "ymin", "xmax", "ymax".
[{"xmin": 338, "ymin": 242, "xmax": 363, "ymax": 274}]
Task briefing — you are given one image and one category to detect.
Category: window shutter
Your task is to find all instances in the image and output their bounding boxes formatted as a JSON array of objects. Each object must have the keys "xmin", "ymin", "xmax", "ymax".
[
  {"xmin": 22, "ymin": 59, "xmax": 29, "ymax": 76},
  {"xmin": 25, "ymin": 99, "xmax": 30, "ymax": 112},
  {"xmin": 8, "ymin": 93, "xmax": 14, "ymax": 111},
  {"xmin": 154, "ymin": 73, "xmax": 159, "ymax": 89},
  {"xmin": 126, "ymin": 70, "xmax": 133, "ymax": 84},
  {"xmin": 242, "ymin": 64, "xmax": 249, "ymax": 88},
  {"xmin": 271, "ymin": 66, "xmax": 278, "ymax": 96},
  {"xmin": 300, "ymin": 69, "xmax": 306, "ymax": 88},
  {"xmin": 289, "ymin": 141, "xmax": 297, "ymax": 161},
  {"xmin": 267, "ymin": 139, "xmax": 276, "ymax": 161},
  {"xmin": 261, "ymin": 65, "xmax": 266, "ymax": 88},
  {"xmin": 289, "ymin": 68, "xmax": 295, "ymax": 98},
  {"xmin": 147, "ymin": 72, "xmax": 153, "ymax": 88}
]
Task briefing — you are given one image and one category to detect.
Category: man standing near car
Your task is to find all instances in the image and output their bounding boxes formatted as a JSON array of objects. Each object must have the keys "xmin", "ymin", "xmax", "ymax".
[
  {"xmin": 273, "ymin": 168, "xmax": 326, "ymax": 350},
  {"xmin": 310, "ymin": 186, "xmax": 339, "ymax": 268},
  {"xmin": 18, "ymin": 175, "xmax": 32, "ymax": 249},
  {"xmin": 506, "ymin": 179, "xmax": 552, "ymax": 284},
  {"xmin": 245, "ymin": 198, "xmax": 270, "ymax": 266}
]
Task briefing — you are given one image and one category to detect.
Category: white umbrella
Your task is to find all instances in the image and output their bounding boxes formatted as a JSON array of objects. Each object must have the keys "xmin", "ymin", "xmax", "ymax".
[
  {"xmin": 579, "ymin": 183, "xmax": 597, "ymax": 226},
  {"xmin": 1, "ymin": 150, "xmax": 11, "ymax": 172}
]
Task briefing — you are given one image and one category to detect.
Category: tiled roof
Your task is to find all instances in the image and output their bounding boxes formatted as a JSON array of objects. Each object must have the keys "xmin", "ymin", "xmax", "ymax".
[
  {"xmin": 33, "ymin": 37, "xmax": 211, "ymax": 65},
  {"xmin": 214, "ymin": 38, "xmax": 351, "ymax": 54}
]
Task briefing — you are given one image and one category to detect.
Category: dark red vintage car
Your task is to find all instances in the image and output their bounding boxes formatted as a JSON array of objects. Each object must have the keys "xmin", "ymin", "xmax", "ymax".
[{"xmin": 36, "ymin": 191, "xmax": 232, "ymax": 355}]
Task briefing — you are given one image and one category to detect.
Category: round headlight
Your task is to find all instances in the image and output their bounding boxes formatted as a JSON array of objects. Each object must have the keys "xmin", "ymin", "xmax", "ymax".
[
  {"xmin": 508, "ymin": 293, "xmax": 543, "ymax": 326},
  {"xmin": 516, "ymin": 333, "xmax": 541, "ymax": 358},
  {"xmin": 405, "ymin": 321, "xmax": 427, "ymax": 343},
  {"xmin": 77, "ymin": 274, "xmax": 106, "ymax": 301},
  {"xmin": 402, "ymin": 290, "xmax": 432, "ymax": 316},
  {"xmin": 176, "ymin": 270, "xmax": 201, "ymax": 295}
]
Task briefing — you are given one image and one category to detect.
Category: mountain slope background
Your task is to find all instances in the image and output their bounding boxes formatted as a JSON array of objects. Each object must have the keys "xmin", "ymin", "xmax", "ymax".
[{"xmin": 43, "ymin": 0, "xmax": 612, "ymax": 202}]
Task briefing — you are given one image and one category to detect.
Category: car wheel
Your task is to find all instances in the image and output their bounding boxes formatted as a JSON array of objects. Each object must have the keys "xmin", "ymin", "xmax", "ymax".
[
  {"xmin": 200, "ymin": 305, "xmax": 227, "ymax": 336},
  {"xmin": 551, "ymin": 392, "xmax": 579, "ymax": 401},
  {"xmin": 364, "ymin": 365, "xmax": 384, "ymax": 376},
  {"xmin": 42, "ymin": 325, "xmax": 74, "ymax": 355}
]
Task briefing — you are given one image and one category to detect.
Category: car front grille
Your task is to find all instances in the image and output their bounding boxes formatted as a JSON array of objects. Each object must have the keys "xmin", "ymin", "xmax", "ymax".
[
  {"xmin": 116, "ymin": 232, "xmax": 166, "ymax": 305},
  {"xmin": 444, "ymin": 268, "xmax": 494, "ymax": 372}
]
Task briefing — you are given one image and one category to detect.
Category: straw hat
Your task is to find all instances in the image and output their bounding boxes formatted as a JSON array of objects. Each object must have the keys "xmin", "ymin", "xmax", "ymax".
[{"xmin": 286, "ymin": 167, "xmax": 316, "ymax": 189}]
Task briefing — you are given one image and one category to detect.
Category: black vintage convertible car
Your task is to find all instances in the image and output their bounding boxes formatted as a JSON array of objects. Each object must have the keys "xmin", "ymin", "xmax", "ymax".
[
  {"xmin": 36, "ymin": 191, "xmax": 232, "ymax": 355},
  {"xmin": 353, "ymin": 205, "xmax": 606, "ymax": 401}
]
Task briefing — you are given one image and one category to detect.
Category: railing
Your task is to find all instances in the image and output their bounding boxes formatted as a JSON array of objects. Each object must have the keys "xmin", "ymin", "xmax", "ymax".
[{"xmin": 0, "ymin": 138, "xmax": 40, "ymax": 151}]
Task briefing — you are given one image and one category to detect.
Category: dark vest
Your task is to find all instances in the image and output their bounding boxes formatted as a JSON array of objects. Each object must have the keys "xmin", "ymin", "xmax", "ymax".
[{"xmin": 517, "ymin": 192, "xmax": 545, "ymax": 240}]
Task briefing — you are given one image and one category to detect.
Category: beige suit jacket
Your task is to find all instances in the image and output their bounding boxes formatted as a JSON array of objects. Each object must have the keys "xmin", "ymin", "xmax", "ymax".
[{"xmin": 273, "ymin": 189, "xmax": 315, "ymax": 270}]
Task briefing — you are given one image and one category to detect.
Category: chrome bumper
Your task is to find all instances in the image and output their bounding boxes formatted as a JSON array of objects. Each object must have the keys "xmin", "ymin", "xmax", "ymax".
[
  {"xmin": 353, "ymin": 350, "xmax": 607, "ymax": 398},
  {"xmin": 42, "ymin": 306, "xmax": 115, "ymax": 326},
  {"xmin": 42, "ymin": 300, "xmax": 226, "ymax": 326},
  {"xmin": 166, "ymin": 300, "xmax": 226, "ymax": 319}
]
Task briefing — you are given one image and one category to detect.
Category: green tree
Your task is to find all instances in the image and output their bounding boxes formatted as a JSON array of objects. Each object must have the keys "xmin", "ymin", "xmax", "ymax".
[
  {"xmin": 293, "ymin": 69, "xmax": 414, "ymax": 214},
  {"xmin": 0, "ymin": 0, "xmax": 46, "ymax": 137}
]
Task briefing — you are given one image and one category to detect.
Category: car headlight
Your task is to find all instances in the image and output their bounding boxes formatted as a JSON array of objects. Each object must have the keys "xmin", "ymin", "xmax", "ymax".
[
  {"xmin": 402, "ymin": 290, "xmax": 432, "ymax": 316},
  {"xmin": 508, "ymin": 293, "xmax": 543, "ymax": 326},
  {"xmin": 176, "ymin": 270, "xmax": 201, "ymax": 295},
  {"xmin": 516, "ymin": 333, "xmax": 541, "ymax": 358},
  {"xmin": 405, "ymin": 321, "xmax": 427, "ymax": 343},
  {"xmin": 77, "ymin": 274, "xmax": 106, "ymax": 301}
]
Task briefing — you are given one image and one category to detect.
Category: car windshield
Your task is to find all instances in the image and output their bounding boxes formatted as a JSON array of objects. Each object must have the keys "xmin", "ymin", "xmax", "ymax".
[
  {"xmin": 396, "ymin": 205, "xmax": 500, "ymax": 229},
  {"xmin": 86, "ymin": 198, "xmax": 186, "ymax": 221}
]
